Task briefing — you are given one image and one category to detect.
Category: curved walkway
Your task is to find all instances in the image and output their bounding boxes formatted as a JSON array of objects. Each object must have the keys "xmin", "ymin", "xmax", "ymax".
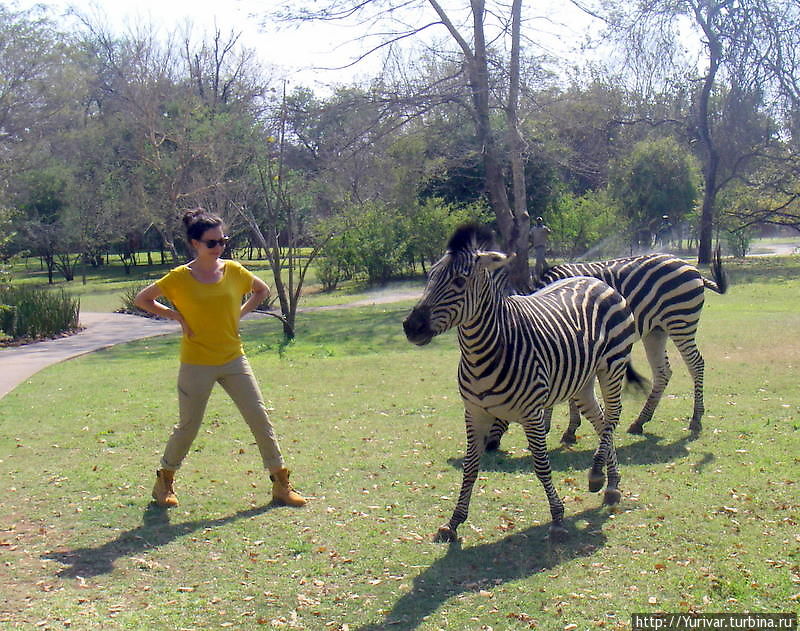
[
  {"xmin": 0, "ymin": 290, "xmax": 423, "ymax": 401},
  {"xmin": 0, "ymin": 313, "xmax": 180, "ymax": 400}
]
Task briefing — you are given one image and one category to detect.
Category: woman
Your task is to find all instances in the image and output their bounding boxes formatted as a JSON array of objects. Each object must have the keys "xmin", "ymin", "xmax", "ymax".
[{"xmin": 134, "ymin": 208, "xmax": 307, "ymax": 508}]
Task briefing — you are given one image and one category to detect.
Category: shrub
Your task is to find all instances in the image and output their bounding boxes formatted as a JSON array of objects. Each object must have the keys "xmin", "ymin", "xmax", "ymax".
[
  {"xmin": 0, "ymin": 304, "xmax": 16, "ymax": 337},
  {"xmin": 726, "ymin": 227, "xmax": 754, "ymax": 258},
  {"xmin": 316, "ymin": 256, "xmax": 342, "ymax": 292},
  {"xmin": 548, "ymin": 189, "xmax": 625, "ymax": 259},
  {"xmin": 0, "ymin": 285, "xmax": 79, "ymax": 340},
  {"xmin": 118, "ymin": 283, "xmax": 173, "ymax": 317}
]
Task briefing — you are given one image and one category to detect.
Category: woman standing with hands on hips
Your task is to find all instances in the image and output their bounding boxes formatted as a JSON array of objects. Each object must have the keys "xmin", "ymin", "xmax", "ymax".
[{"xmin": 134, "ymin": 208, "xmax": 307, "ymax": 508}]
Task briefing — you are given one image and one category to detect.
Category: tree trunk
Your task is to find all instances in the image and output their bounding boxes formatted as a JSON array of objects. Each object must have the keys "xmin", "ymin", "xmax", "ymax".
[
  {"xmin": 693, "ymin": 1, "xmax": 722, "ymax": 265},
  {"xmin": 462, "ymin": 1, "xmax": 523, "ymax": 287},
  {"xmin": 698, "ymin": 157, "xmax": 718, "ymax": 264},
  {"xmin": 505, "ymin": 0, "xmax": 531, "ymax": 290},
  {"xmin": 423, "ymin": 1, "xmax": 532, "ymax": 287}
]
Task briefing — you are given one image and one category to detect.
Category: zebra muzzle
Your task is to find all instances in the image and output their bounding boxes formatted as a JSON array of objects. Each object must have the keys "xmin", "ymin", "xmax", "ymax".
[{"xmin": 403, "ymin": 306, "xmax": 434, "ymax": 346}]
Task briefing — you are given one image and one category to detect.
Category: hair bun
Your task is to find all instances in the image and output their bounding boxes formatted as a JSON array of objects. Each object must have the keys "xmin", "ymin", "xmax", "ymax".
[{"xmin": 182, "ymin": 208, "xmax": 201, "ymax": 228}]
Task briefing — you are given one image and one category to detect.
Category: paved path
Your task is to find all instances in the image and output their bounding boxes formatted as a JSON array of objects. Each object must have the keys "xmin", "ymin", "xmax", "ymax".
[
  {"xmin": 0, "ymin": 313, "xmax": 180, "ymax": 400},
  {"xmin": 0, "ymin": 290, "xmax": 423, "ymax": 401}
]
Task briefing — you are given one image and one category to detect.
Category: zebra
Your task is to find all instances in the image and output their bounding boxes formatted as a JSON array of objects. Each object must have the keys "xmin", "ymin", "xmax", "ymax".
[
  {"xmin": 486, "ymin": 250, "xmax": 728, "ymax": 450},
  {"xmin": 402, "ymin": 224, "xmax": 643, "ymax": 542}
]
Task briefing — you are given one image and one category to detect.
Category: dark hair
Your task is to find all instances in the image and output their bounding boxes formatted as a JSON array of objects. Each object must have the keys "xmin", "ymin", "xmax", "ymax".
[{"xmin": 182, "ymin": 208, "xmax": 223, "ymax": 242}]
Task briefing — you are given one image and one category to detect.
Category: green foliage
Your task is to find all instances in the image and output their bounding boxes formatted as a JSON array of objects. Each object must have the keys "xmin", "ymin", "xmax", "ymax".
[
  {"xmin": 12, "ymin": 165, "xmax": 70, "ymax": 224},
  {"xmin": 407, "ymin": 197, "xmax": 492, "ymax": 268},
  {"xmin": 0, "ymin": 284, "xmax": 79, "ymax": 339},
  {"xmin": 315, "ymin": 254, "xmax": 342, "ymax": 292},
  {"xmin": 117, "ymin": 283, "xmax": 164, "ymax": 317},
  {"xmin": 0, "ymin": 303, "xmax": 15, "ymax": 336},
  {"xmin": 609, "ymin": 136, "xmax": 700, "ymax": 246},
  {"xmin": 0, "ymin": 204, "xmax": 17, "ymax": 260},
  {"xmin": 321, "ymin": 198, "xmax": 492, "ymax": 286},
  {"xmin": 547, "ymin": 188, "xmax": 624, "ymax": 258},
  {"xmin": 725, "ymin": 226, "xmax": 754, "ymax": 258}
]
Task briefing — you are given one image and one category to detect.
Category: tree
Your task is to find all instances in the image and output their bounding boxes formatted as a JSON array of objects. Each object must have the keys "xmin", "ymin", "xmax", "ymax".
[
  {"xmin": 0, "ymin": 5, "xmax": 64, "ymax": 153},
  {"xmin": 609, "ymin": 136, "xmax": 700, "ymax": 250},
  {"xmin": 1, "ymin": 5, "xmax": 75, "ymax": 267},
  {"xmin": 75, "ymin": 16, "xmax": 273, "ymax": 261},
  {"xmin": 227, "ymin": 86, "xmax": 335, "ymax": 340},
  {"xmin": 12, "ymin": 165, "xmax": 70, "ymax": 283},
  {"xmin": 591, "ymin": 0, "xmax": 800, "ymax": 262},
  {"xmin": 269, "ymin": 0, "xmax": 539, "ymax": 288}
]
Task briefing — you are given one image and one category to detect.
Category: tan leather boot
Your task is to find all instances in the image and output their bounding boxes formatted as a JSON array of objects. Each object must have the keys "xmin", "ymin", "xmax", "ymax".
[
  {"xmin": 270, "ymin": 468, "xmax": 307, "ymax": 507},
  {"xmin": 152, "ymin": 469, "xmax": 178, "ymax": 507}
]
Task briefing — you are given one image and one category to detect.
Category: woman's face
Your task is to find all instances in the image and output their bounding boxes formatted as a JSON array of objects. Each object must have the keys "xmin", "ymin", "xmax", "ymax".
[{"xmin": 193, "ymin": 225, "xmax": 228, "ymax": 258}]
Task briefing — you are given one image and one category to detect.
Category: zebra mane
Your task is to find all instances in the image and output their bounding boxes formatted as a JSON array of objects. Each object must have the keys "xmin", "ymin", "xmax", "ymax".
[{"xmin": 447, "ymin": 223, "xmax": 496, "ymax": 254}]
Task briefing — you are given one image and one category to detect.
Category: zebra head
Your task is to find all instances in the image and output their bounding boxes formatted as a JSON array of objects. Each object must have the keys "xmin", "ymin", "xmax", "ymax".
[{"xmin": 403, "ymin": 223, "xmax": 514, "ymax": 346}]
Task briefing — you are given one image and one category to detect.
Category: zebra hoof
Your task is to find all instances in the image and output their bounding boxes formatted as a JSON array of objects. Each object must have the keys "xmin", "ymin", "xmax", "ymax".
[
  {"xmin": 603, "ymin": 488, "xmax": 622, "ymax": 505},
  {"xmin": 433, "ymin": 526, "xmax": 458, "ymax": 543},
  {"xmin": 549, "ymin": 521, "xmax": 568, "ymax": 541},
  {"xmin": 560, "ymin": 432, "xmax": 577, "ymax": 445},
  {"xmin": 485, "ymin": 439, "xmax": 500, "ymax": 452},
  {"xmin": 688, "ymin": 421, "xmax": 702, "ymax": 433},
  {"xmin": 588, "ymin": 471, "xmax": 606, "ymax": 493},
  {"xmin": 627, "ymin": 422, "xmax": 644, "ymax": 435}
]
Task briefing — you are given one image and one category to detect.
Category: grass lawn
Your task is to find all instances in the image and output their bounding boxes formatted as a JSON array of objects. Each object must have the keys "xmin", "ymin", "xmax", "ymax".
[{"xmin": 0, "ymin": 257, "xmax": 798, "ymax": 630}]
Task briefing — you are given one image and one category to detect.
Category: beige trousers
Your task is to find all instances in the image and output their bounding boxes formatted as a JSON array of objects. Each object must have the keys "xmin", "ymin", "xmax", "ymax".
[{"xmin": 159, "ymin": 356, "xmax": 285, "ymax": 471}]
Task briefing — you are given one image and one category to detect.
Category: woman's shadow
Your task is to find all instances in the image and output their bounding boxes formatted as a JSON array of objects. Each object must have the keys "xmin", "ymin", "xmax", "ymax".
[
  {"xmin": 42, "ymin": 502, "xmax": 275, "ymax": 578},
  {"xmin": 355, "ymin": 506, "xmax": 611, "ymax": 631}
]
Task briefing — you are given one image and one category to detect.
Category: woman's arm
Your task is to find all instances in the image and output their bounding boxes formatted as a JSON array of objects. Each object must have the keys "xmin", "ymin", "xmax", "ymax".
[
  {"xmin": 134, "ymin": 283, "xmax": 193, "ymax": 337},
  {"xmin": 241, "ymin": 276, "xmax": 270, "ymax": 317}
]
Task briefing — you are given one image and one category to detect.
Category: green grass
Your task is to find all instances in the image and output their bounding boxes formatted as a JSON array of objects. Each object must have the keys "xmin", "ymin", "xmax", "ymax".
[{"xmin": 1, "ymin": 258, "xmax": 799, "ymax": 630}]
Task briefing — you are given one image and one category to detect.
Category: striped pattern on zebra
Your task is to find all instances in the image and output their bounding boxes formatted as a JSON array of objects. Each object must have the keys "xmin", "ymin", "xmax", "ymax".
[
  {"xmin": 402, "ymin": 224, "xmax": 641, "ymax": 541},
  {"xmin": 486, "ymin": 251, "xmax": 728, "ymax": 450}
]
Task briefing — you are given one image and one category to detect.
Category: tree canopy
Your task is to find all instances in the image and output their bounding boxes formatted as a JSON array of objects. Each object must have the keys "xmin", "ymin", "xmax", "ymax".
[{"xmin": 1, "ymin": 0, "xmax": 798, "ymax": 300}]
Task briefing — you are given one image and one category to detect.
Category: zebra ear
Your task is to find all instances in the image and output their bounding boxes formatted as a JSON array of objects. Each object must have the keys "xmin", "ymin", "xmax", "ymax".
[{"xmin": 476, "ymin": 251, "xmax": 515, "ymax": 271}]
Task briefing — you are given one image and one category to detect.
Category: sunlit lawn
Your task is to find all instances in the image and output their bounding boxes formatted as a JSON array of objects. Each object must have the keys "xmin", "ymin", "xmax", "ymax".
[{"xmin": 0, "ymin": 257, "xmax": 798, "ymax": 630}]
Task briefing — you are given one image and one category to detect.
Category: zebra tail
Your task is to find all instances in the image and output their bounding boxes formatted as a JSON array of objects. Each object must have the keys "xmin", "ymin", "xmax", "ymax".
[
  {"xmin": 703, "ymin": 245, "xmax": 729, "ymax": 295},
  {"xmin": 625, "ymin": 361, "xmax": 651, "ymax": 395}
]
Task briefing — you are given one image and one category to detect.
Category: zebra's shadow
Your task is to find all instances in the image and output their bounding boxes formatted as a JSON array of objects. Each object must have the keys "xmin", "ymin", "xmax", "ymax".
[
  {"xmin": 354, "ymin": 506, "xmax": 610, "ymax": 631},
  {"xmin": 447, "ymin": 431, "xmax": 714, "ymax": 474}
]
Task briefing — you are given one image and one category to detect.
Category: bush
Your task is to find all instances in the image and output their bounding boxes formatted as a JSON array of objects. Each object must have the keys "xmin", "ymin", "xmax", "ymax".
[
  {"xmin": 548, "ymin": 189, "xmax": 626, "ymax": 259},
  {"xmin": 726, "ymin": 227, "xmax": 753, "ymax": 258},
  {"xmin": 0, "ymin": 285, "xmax": 79, "ymax": 340},
  {"xmin": 321, "ymin": 198, "xmax": 492, "ymax": 285},
  {"xmin": 316, "ymin": 256, "xmax": 342, "ymax": 292},
  {"xmin": 0, "ymin": 304, "xmax": 16, "ymax": 337},
  {"xmin": 321, "ymin": 202, "xmax": 411, "ymax": 285},
  {"xmin": 118, "ymin": 283, "xmax": 173, "ymax": 317}
]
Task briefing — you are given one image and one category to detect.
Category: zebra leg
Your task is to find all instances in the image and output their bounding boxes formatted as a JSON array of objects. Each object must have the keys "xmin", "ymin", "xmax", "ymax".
[
  {"xmin": 572, "ymin": 381, "xmax": 607, "ymax": 493},
  {"xmin": 602, "ymin": 441, "xmax": 622, "ymax": 506},
  {"xmin": 560, "ymin": 399, "xmax": 582, "ymax": 445},
  {"xmin": 629, "ymin": 329, "xmax": 671, "ymax": 434},
  {"xmin": 596, "ymin": 365, "xmax": 625, "ymax": 506},
  {"xmin": 484, "ymin": 418, "xmax": 509, "ymax": 451},
  {"xmin": 543, "ymin": 407, "xmax": 553, "ymax": 434},
  {"xmin": 674, "ymin": 336, "xmax": 705, "ymax": 432},
  {"xmin": 522, "ymin": 413, "xmax": 567, "ymax": 539},
  {"xmin": 435, "ymin": 406, "xmax": 493, "ymax": 543}
]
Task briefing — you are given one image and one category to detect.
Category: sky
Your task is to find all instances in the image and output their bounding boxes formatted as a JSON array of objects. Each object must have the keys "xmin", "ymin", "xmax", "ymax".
[{"xmin": 12, "ymin": 0, "xmax": 598, "ymax": 91}]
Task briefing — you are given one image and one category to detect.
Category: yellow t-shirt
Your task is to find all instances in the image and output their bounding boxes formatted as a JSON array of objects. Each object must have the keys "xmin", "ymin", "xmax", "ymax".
[{"xmin": 156, "ymin": 260, "xmax": 257, "ymax": 365}]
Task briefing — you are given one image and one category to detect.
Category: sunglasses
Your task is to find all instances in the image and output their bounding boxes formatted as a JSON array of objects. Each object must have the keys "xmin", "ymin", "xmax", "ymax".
[{"xmin": 199, "ymin": 236, "xmax": 230, "ymax": 248}]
